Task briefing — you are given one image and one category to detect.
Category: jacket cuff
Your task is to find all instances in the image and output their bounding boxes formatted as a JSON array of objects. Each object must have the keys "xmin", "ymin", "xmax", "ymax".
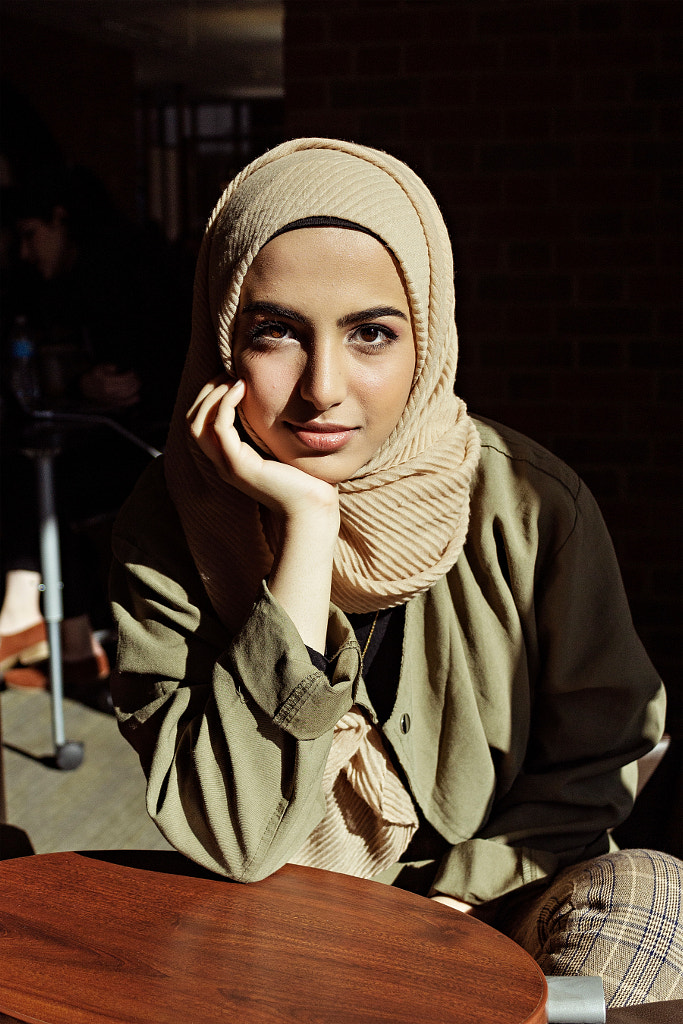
[
  {"xmin": 225, "ymin": 581, "xmax": 361, "ymax": 740},
  {"xmin": 429, "ymin": 838, "xmax": 559, "ymax": 905}
]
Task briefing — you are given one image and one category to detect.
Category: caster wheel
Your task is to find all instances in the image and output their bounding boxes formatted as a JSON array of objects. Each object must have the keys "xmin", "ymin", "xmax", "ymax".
[{"xmin": 54, "ymin": 741, "xmax": 84, "ymax": 770}]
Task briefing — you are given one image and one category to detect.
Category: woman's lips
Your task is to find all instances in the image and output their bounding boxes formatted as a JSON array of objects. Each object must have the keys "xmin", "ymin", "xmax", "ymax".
[{"xmin": 286, "ymin": 423, "xmax": 357, "ymax": 452}]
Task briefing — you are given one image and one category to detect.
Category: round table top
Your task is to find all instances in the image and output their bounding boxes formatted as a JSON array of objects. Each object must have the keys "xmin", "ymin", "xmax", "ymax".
[{"xmin": 0, "ymin": 851, "xmax": 547, "ymax": 1024}]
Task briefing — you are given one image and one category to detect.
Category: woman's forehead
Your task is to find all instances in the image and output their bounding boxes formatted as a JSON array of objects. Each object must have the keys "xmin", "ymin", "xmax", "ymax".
[{"xmin": 239, "ymin": 228, "xmax": 411, "ymax": 313}]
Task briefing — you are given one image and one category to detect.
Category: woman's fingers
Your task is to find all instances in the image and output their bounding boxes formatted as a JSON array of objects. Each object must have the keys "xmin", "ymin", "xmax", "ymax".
[
  {"xmin": 186, "ymin": 373, "xmax": 232, "ymax": 422},
  {"xmin": 188, "ymin": 378, "xmax": 249, "ymax": 482},
  {"xmin": 186, "ymin": 378, "xmax": 339, "ymax": 522}
]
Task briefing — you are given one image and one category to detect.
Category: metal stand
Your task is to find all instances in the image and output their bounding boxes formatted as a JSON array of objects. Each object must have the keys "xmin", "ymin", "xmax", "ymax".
[
  {"xmin": 21, "ymin": 409, "xmax": 160, "ymax": 771},
  {"xmin": 35, "ymin": 451, "xmax": 84, "ymax": 771}
]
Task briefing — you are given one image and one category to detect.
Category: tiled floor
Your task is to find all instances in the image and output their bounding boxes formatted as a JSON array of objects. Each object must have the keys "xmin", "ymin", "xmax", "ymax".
[{"xmin": 1, "ymin": 685, "xmax": 171, "ymax": 855}]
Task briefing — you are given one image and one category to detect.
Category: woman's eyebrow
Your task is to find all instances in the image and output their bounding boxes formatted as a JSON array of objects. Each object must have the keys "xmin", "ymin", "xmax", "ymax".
[
  {"xmin": 240, "ymin": 301, "xmax": 408, "ymax": 328},
  {"xmin": 337, "ymin": 306, "xmax": 409, "ymax": 328},
  {"xmin": 240, "ymin": 301, "xmax": 309, "ymax": 324}
]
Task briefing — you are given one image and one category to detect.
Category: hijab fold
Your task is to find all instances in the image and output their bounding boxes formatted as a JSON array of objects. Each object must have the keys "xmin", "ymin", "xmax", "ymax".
[{"xmin": 165, "ymin": 138, "xmax": 481, "ymax": 630}]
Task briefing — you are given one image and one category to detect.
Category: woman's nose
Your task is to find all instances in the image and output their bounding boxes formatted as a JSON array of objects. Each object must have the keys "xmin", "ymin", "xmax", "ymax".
[{"xmin": 298, "ymin": 339, "xmax": 347, "ymax": 410}]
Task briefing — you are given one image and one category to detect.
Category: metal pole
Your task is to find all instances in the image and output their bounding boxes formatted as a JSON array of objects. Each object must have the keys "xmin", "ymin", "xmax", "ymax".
[
  {"xmin": 35, "ymin": 451, "xmax": 83, "ymax": 768},
  {"xmin": 35, "ymin": 452, "xmax": 66, "ymax": 749}
]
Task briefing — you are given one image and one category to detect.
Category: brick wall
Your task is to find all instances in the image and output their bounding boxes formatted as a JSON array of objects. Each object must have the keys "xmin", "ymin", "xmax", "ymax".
[
  {"xmin": 284, "ymin": 0, "xmax": 682, "ymax": 728},
  {"xmin": 1, "ymin": 15, "xmax": 136, "ymax": 219}
]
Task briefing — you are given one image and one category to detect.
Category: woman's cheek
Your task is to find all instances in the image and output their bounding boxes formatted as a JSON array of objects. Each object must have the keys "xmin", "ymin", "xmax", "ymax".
[{"xmin": 242, "ymin": 359, "xmax": 293, "ymax": 422}]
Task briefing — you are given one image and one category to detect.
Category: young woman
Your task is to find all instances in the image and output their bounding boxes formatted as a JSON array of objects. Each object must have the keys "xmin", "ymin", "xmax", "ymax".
[{"xmin": 110, "ymin": 138, "xmax": 681, "ymax": 1006}]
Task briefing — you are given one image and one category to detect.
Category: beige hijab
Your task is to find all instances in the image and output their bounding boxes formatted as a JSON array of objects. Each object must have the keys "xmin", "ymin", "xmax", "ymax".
[{"xmin": 165, "ymin": 137, "xmax": 481, "ymax": 631}]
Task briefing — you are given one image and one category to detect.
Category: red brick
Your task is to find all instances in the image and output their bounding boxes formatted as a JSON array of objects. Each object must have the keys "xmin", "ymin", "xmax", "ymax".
[
  {"xmin": 424, "ymin": 4, "xmax": 476, "ymax": 39},
  {"xmin": 557, "ymin": 239, "xmax": 657, "ymax": 268},
  {"xmin": 578, "ymin": 2, "xmax": 624, "ymax": 33},
  {"xmin": 284, "ymin": 8, "xmax": 330, "ymax": 46},
  {"xmin": 413, "ymin": 38, "xmax": 499, "ymax": 69},
  {"xmin": 476, "ymin": 4, "xmax": 572, "ymax": 35},
  {"xmin": 577, "ymin": 339, "xmax": 628, "ymax": 369},
  {"xmin": 456, "ymin": 241, "xmax": 502, "ymax": 267},
  {"xmin": 501, "ymin": 305, "xmax": 554, "ymax": 335},
  {"xmin": 477, "ymin": 71, "xmax": 573, "ymax": 106},
  {"xmin": 484, "ymin": 335, "xmax": 572, "ymax": 367},
  {"xmin": 479, "ymin": 273, "xmax": 572, "ymax": 304},
  {"xmin": 657, "ymin": 372, "xmax": 683, "ymax": 403},
  {"xmin": 555, "ymin": 173, "xmax": 653, "ymax": 205},
  {"xmin": 555, "ymin": 33, "xmax": 657, "ymax": 68},
  {"xmin": 481, "ymin": 141, "xmax": 576, "ymax": 174},
  {"xmin": 630, "ymin": 1, "xmax": 683, "ymax": 32},
  {"xmin": 561, "ymin": 105, "xmax": 655, "ymax": 135},
  {"xmin": 656, "ymin": 309, "xmax": 683, "ymax": 337},
  {"xmin": 577, "ymin": 71, "xmax": 629, "ymax": 104},
  {"xmin": 627, "ymin": 273, "xmax": 681, "ymax": 304},
  {"xmin": 329, "ymin": 76, "xmax": 421, "ymax": 109},
  {"xmin": 500, "ymin": 35, "xmax": 555, "ymax": 67},
  {"xmin": 507, "ymin": 241, "xmax": 554, "ymax": 269},
  {"xmin": 660, "ymin": 104, "xmax": 683, "ymax": 135},
  {"xmin": 500, "ymin": 108, "xmax": 553, "ymax": 139},
  {"xmin": 287, "ymin": 45, "xmax": 353, "ymax": 78},
  {"xmin": 430, "ymin": 173, "xmax": 502, "ymax": 206},
  {"xmin": 578, "ymin": 140, "xmax": 631, "ymax": 168},
  {"xmin": 354, "ymin": 45, "xmax": 406, "ymax": 76},
  {"xmin": 422, "ymin": 74, "xmax": 476, "ymax": 107},
  {"xmin": 558, "ymin": 307, "xmax": 651, "ymax": 336},
  {"xmin": 577, "ymin": 274, "xmax": 624, "ymax": 303},
  {"xmin": 577, "ymin": 209, "xmax": 625, "ymax": 238},
  {"xmin": 555, "ymin": 369, "xmax": 657, "ymax": 401},
  {"xmin": 504, "ymin": 177, "xmax": 554, "ymax": 205},
  {"xmin": 330, "ymin": 6, "xmax": 428, "ymax": 44},
  {"xmin": 477, "ymin": 206, "xmax": 574, "ymax": 239}
]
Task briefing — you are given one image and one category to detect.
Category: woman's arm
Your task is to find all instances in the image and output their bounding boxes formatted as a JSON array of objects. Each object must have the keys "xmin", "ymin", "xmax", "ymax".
[
  {"xmin": 188, "ymin": 377, "xmax": 339, "ymax": 652},
  {"xmin": 420, "ymin": 437, "xmax": 666, "ymax": 907},
  {"xmin": 110, "ymin": 461, "xmax": 361, "ymax": 880}
]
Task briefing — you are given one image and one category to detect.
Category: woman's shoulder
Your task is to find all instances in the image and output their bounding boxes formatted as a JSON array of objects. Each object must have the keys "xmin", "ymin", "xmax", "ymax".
[
  {"xmin": 112, "ymin": 456, "xmax": 195, "ymax": 578},
  {"xmin": 466, "ymin": 416, "xmax": 593, "ymax": 560},
  {"xmin": 472, "ymin": 416, "xmax": 581, "ymax": 500}
]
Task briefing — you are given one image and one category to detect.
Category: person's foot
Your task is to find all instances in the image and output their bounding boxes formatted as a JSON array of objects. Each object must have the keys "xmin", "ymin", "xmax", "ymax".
[
  {"xmin": 0, "ymin": 621, "xmax": 49, "ymax": 674},
  {"xmin": 3, "ymin": 662, "xmax": 49, "ymax": 690},
  {"xmin": 3, "ymin": 649, "xmax": 113, "ymax": 715}
]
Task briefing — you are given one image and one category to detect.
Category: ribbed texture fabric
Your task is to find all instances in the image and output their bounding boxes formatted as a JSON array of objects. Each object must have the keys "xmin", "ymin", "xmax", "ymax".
[
  {"xmin": 290, "ymin": 708, "xmax": 419, "ymax": 878},
  {"xmin": 165, "ymin": 138, "xmax": 481, "ymax": 629}
]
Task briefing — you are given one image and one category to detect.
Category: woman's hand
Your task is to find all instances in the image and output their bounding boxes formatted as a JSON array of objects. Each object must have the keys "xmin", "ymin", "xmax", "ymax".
[
  {"xmin": 430, "ymin": 895, "xmax": 475, "ymax": 914},
  {"xmin": 188, "ymin": 377, "xmax": 339, "ymax": 652},
  {"xmin": 188, "ymin": 376, "xmax": 339, "ymax": 522}
]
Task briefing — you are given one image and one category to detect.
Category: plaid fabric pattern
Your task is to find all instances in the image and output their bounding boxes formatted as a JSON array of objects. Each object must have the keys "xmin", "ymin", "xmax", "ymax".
[{"xmin": 507, "ymin": 850, "xmax": 683, "ymax": 1007}]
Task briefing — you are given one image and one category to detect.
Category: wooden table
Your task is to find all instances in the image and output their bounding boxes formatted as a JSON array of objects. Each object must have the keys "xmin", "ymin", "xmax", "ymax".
[{"xmin": 0, "ymin": 851, "xmax": 547, "ymax": 1024}]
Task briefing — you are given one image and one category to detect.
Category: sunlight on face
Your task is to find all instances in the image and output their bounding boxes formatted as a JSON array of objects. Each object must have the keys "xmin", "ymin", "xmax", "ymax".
[{"xmin": 232, "ymin": 227, "xmax": 416, "ymax": 484}]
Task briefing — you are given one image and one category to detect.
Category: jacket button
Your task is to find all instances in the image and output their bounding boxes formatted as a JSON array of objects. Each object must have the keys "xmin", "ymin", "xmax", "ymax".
[{"xmin": 400, "ymin": 713, "xmax": 411, "ymax": 734}]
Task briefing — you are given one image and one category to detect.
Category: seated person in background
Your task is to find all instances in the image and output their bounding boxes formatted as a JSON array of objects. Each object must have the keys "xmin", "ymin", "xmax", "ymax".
[
  {"xmin": 110, "ymin": 138, "xmax": 681, "ymax": 1007},
  {"xmin": 0, "ymin": 165, "xmax": 189, "ymax": 699}
]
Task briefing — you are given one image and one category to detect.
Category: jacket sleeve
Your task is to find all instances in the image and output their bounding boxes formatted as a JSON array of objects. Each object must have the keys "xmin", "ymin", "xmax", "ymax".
[
  {"xmin": 428, "ymin": 448, "xmax": 666, "ymax": 906},
  {"xmin": 110, "ymin": 466, "xmax": 362, "ymax": 881}
]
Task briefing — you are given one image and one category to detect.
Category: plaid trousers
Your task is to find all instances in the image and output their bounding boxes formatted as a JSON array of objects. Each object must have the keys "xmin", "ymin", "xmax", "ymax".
[{"xmin": 503, "ymin": 849, "xmax": 683, "ymax": 1007}]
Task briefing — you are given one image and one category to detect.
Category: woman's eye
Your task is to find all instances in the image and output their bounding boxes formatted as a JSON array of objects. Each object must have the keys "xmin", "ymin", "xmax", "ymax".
[
  {"xmin": 353, "ymin": 324, "xmax": 398, "ymax": 348},
  {"xmin": 249, "ymin": 321, "xmax": 295, "ymax": 345}
]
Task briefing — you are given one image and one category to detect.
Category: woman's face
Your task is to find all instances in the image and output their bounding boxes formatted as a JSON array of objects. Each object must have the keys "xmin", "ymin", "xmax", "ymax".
[{"xmin": 232, "ymin": 227, "xmax": 416, "ymax": 484}]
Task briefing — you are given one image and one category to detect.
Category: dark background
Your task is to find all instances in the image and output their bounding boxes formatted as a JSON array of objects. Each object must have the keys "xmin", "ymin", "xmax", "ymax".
[{"xmin": 2, "ymin": 1, "xmax": 681, "ymax": 733}]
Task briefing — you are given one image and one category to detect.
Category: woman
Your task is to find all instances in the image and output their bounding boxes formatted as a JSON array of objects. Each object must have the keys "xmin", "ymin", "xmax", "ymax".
[{"xmin": 110, "ymin": 139, "xmax": 681, "ymax": 1006}]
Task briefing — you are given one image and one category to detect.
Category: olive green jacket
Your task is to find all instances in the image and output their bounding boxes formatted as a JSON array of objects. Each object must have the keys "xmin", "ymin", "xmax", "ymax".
[{"xmin": 110, "ymin": 419, "xmax": 665, "ymax": 904}]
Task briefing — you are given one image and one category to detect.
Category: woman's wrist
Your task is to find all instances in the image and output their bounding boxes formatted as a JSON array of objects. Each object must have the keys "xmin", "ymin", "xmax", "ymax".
[{"xmin": 268, "ymin": 508, "xmax": 338, "ymax": 652}]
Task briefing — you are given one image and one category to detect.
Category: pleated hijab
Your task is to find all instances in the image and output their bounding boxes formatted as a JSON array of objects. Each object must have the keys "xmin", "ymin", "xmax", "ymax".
[{"xmin": 164, "ymin": 138, "xmax": 481, "ymax": 631}]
